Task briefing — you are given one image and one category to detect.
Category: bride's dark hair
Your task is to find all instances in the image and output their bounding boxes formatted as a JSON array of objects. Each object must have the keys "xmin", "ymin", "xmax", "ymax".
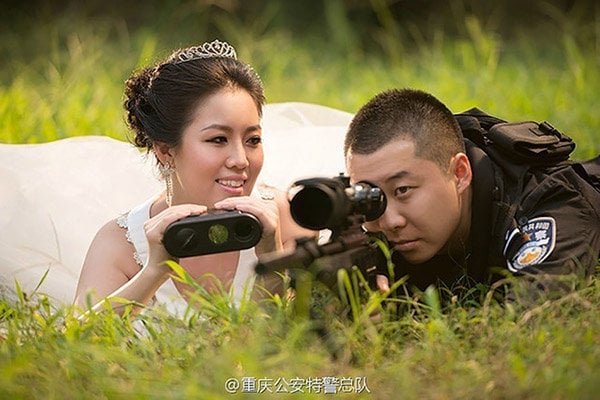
[{"xmin": 123, "ymin": 42, "xmax": 265, "ymax": 151}]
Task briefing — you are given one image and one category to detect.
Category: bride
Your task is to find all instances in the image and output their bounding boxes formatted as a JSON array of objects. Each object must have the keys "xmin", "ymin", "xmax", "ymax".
[{"xmin": 0, "ymin": 40, "xmax": 351, "ymax": 313}]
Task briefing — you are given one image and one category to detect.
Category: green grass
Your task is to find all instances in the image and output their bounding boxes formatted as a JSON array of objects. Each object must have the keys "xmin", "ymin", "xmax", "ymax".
[
  {"xmin": 1, "ymin": 3, "xmax": 600, "ymax": 399},
  {"xmin": 2, "ymin": 270, "xmax": 599, "ymax": 399},
  {"xmin": 1, "ymin": 5, "xmax": 598, "ymax": 157}
]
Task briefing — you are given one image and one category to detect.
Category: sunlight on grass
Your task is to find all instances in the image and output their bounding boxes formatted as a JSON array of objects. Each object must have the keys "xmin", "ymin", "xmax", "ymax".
[
  {"xmin": 1, "ymin": 8, "xmax": 598, "ymax": 158},
  {"xmin": 2, "ymin": 268, "xmax": 599, "ymax": 398}
]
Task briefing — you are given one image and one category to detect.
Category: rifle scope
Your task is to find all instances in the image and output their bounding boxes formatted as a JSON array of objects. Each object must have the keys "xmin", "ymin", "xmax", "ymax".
[{"xmin": 288, "ymin": 175, "xmax": 387, "ymax": 231}]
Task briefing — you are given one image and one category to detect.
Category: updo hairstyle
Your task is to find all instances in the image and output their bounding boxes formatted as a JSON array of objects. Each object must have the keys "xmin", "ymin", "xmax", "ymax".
[{"xmin": 123, "ymin": 41, "xmax": 265, "ymax": 151}]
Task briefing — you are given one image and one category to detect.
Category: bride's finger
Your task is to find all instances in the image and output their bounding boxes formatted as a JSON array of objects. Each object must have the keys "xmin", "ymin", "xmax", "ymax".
[
  {"xmin": 214, "ymin": 196, "xmax": 278, "ymax": 215},
  {"xmin": 215, "ymin": 198, "xmax": 278, "ymax": 229},
  {"xmin": 144, "ymin": 204, "xmax": 208, "ymax": 238}
]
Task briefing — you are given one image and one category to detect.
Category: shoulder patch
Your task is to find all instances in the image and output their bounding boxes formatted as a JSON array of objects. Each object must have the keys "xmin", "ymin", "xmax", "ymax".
[{"xmin": 504, "ymin": 216, "xmax": 556, "ymax": 272}]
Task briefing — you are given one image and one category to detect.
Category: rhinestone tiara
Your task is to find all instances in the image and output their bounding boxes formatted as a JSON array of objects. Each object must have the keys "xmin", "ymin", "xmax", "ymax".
[{"xmin": 168, "ymin": 40, "xmax": 237, "ymax": 64}]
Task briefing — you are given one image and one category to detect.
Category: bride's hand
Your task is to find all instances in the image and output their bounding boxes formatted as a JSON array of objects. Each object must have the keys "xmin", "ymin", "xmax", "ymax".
[
  {"xmin": 143, "ymin": 204, "xmax": 208, "ymax": 270},
  {"xmin": 213, "ymin": 193, "xmax": 282, "ymax": 255}
]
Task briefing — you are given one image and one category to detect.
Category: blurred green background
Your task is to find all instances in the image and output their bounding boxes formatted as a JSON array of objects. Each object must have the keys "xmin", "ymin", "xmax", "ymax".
[{"xmin": 1, "ymin": 0, "xmax": 598, "ymax": 158}]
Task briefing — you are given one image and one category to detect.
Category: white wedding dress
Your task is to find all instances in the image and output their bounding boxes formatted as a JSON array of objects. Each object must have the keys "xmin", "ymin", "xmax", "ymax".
[{"xmin": 0, "ymin": 102, "xmax": 352, "ymax": 307}]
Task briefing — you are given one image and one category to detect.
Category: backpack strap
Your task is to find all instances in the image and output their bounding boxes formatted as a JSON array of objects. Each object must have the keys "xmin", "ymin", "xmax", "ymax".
[
  {"xmin": 464, "ymin": 139, "xmax": 502, "ymax": 281},
  {"xmin": 454, "ymin": 108, "xmax": 505, "ymax": 148},
  {"xmin": 455, "ymin": 109, "xmax": 529, "ymax": 194}
]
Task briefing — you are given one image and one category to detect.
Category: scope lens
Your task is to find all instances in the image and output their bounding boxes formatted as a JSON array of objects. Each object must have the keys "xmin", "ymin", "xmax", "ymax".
[{"xmin": 290, "ymin": 185, "xmax": 335, "ymax": 230}]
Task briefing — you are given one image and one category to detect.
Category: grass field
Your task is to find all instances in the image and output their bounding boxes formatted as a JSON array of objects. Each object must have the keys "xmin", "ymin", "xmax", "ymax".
[
  {"xmin": 1, "ymin": 3, "xmax": 599, "ymax": 157},
  {"xmin": 1, "ymin": 2, "xmax": 599, "ymax": 399}
]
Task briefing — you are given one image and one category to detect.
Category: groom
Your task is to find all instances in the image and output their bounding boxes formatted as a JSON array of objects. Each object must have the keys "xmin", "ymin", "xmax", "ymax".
[{"xmin": 344, "ymin": 88, "xmax": 600, "ymax": 298}]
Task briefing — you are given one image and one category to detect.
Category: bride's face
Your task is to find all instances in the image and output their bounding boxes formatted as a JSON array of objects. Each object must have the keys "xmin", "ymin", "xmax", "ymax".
[{"xmin": 170, "ymin": 88, "xmax": 263, "ymax": 207}]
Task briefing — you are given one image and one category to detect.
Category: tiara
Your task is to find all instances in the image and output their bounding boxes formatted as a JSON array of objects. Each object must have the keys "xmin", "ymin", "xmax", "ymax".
[{"xmin": 168, "ymin": 40, "xmax": 237, "ymax": 64}]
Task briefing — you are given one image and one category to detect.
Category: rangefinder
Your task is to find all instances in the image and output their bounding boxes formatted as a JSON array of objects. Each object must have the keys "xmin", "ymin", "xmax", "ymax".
[{"xmin": 163, "ymin": 210, "xmax": 263, "ymax": 258}]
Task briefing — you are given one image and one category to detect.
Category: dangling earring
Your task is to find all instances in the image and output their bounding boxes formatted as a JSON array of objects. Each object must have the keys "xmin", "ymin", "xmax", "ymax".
[{"xmin": 160, "ymin": 161, "xmax": 175, "ymax": 207}]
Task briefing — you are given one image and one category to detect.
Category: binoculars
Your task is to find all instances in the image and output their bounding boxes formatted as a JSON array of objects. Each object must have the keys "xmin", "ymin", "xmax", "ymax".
[{"xmin": 163, "ymin": 210, "xmax": 262, "ymax": 257}]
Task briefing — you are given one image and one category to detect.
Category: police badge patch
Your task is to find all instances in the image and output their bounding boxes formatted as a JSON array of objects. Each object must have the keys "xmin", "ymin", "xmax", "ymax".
[{"xmin": 504, "ymin": 216, "xmax": 556, "ymax": 272}]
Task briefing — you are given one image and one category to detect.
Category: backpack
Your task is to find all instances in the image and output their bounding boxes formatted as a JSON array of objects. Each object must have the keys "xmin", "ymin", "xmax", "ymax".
[{"xmin": 455, "ymin": 108, "xmax": 600, "ymax": 193}]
